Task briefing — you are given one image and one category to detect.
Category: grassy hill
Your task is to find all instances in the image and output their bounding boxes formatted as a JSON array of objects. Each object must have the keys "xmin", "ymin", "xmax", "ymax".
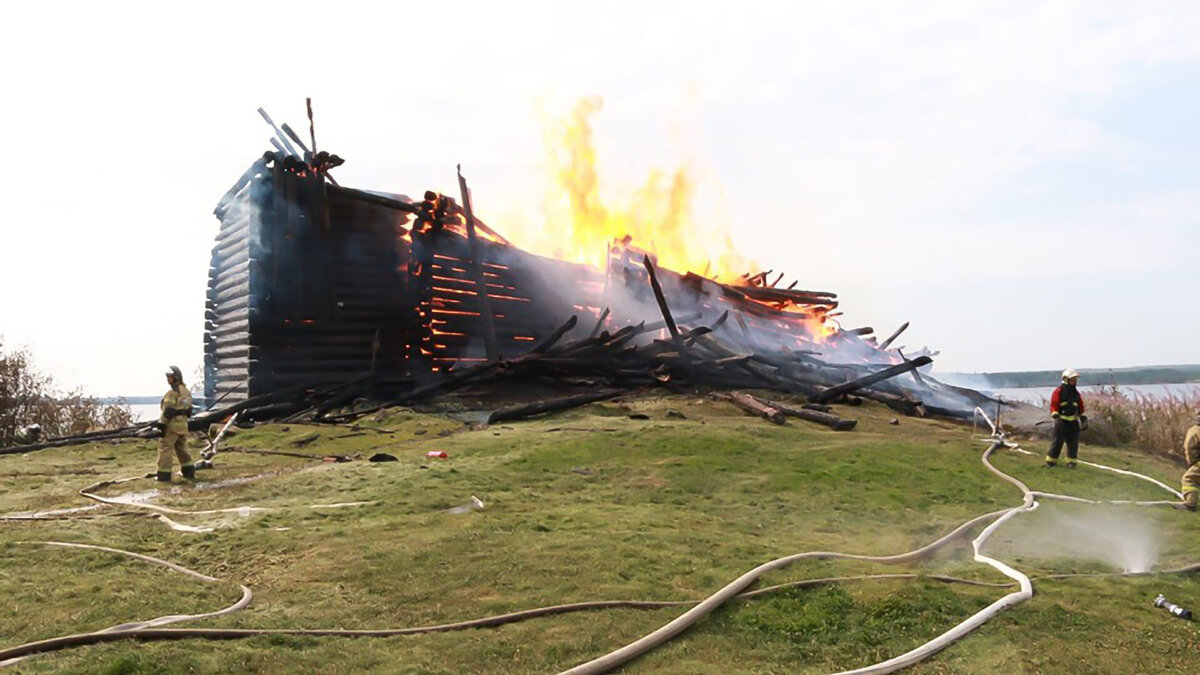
[{"xmin": 1, "ymin": 395, "xmax": 1197, "ymax": 674}]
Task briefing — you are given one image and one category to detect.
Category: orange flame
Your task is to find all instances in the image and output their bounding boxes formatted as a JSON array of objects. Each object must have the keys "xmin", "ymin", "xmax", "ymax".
[{"xmin": 501, "ymin": 97, "xmax": 754, "ymax": 282}]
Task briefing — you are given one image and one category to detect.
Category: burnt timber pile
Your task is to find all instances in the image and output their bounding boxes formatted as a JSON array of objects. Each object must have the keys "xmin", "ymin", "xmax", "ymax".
[{"xmin": 202, "ymin": 130, "xmax": 999, "ymax": 428}]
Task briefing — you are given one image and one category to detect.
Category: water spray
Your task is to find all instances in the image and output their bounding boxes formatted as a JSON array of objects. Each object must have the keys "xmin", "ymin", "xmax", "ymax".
[{"xmin": 1154, "ymin": 594, "xmax": 1193, "ymax": 620}]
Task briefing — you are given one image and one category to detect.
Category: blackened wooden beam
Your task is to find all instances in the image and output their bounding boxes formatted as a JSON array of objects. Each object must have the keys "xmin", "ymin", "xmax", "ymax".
[
  {"xmin": 641, "ymin": 255, "xmax": 692, "ymax": 373},
  {"xmin": 719, "ymin": 391, "xmax": 785, "ymax": 424},
  {"xmin": 328, "ymin": 185, "xmax": 421, "ymax": 213},
  {"xmin": 896, "ymin": 347, "xmax": 927, "ymax": 387},
  {"xmin": 589, "ymin": 307, "xmax": 611, "ymax": 337},
  {"xmin": 755, "ymin": 396, "xmax": 857, "ymax": 431},
  {"xmin": 879, "ymin": 321, "xmax": 910, "ymax": 350},
  {"xmin": 810, "ymin": 356, "xmax": 933, "ymax": 404},
  {"xmin": 257, "ymin": 108, "xmax": 301, "ymax": 157},
  {"xmin": 457, "ymin": 165, "xmax": 500, "ymax": 362},
  {"xmin": 532, "ymin": 315, "xmax": 578, "ymax": 354},
  {"xmin": 485, "ymin": 389, "xmax": 622, "ymax": 424}
]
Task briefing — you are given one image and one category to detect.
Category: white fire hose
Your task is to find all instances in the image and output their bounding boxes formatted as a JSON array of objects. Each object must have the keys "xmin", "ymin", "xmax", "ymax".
[
  {"xmin": 556, "ymin": 407, "xmax": 1181, "ymax": 675},
  {"xmin": 0, "ymin": 409, "xmax": 1190, "ymax": 672}
]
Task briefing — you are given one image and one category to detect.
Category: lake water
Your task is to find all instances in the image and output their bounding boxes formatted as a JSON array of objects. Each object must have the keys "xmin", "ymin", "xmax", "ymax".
[
  {"xmin": 130, "ymin": 403, "xmax": 162, "ymax": 422},
  {"xmin": 984, "ymin": 382, "xmax": 1200, "ymax": 405}
]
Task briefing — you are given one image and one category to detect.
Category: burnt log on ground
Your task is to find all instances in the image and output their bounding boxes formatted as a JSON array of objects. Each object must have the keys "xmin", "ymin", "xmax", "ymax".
[
  {"xmin": 753, "ymin": 396, "xmax": 857, "ymax": 431},
  {"xmin": 853, "ymin": 389, "xmax": 929, "ymax": 418},
  {"xmin": 485, "ymin": 389, "xmax": 624, "ymax": 424},
  {"xmin": 717, "ymin": 391, "xmax": 785, "ymax": 425},
  {"xmin": 0, "ymin": 427, "xmax": 152, "ymax": 455}
]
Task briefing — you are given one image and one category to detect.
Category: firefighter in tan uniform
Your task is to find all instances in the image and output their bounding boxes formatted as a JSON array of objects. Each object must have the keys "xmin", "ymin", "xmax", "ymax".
[
  {"xmin": 1181, "ymin": 410, "xmax": 1200, "ymax": 512},
  {"xmin": 157, "ymin": 366, "xmax": 195, "ymax": 482}
]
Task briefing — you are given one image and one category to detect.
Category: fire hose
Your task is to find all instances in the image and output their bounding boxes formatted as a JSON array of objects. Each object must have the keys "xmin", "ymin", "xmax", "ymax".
[
  {"xmin": 1, "ymin": 413, "xmax": 1193, "ymax": 672},
  {"xmin": 556, "ymin": 408, "xmax": 1186, "ymax": 675}
]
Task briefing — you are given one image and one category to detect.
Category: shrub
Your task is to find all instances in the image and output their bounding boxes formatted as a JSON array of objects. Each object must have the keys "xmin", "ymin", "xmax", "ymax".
[
  {"xmin": 1084, "ymin": 384, "xmax": 1199, "ymax": 464},
  {"xmin": 0, "ymin": 338, "xmax": 134, "ymax": 447}
]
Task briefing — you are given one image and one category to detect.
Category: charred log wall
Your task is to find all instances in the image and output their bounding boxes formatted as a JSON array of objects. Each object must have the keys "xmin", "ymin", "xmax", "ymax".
[
  {"xmin": 417, "ymin": 231, "xmax": 604, "ymax": 371},
  {"xmin": 206, "ymin": 156, "xmax": 269, "ymax": 405},
  {"xmin": 205, "ymin": 153, "xmax": 413, "ymax": 405}
]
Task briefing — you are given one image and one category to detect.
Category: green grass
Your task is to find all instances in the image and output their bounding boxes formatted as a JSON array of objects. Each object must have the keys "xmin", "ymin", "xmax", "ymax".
[{"xmin": 1, "ymin": 393, "xmax": 1197, "ymax": 674}]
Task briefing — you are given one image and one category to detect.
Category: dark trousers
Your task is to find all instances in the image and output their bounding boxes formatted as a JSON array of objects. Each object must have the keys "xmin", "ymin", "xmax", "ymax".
[{"xmin": 1047, "ymin": 419, "xmax": 1080, "ymax": 462}]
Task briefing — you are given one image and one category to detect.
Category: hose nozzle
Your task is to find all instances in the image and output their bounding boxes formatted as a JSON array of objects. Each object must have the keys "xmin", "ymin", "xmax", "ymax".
[{"xmin": 1154, "ymin": 594, "xmax": 1193, "ymax": 620}]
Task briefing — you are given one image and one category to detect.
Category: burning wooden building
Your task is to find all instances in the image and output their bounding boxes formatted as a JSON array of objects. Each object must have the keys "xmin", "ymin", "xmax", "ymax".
[
  {"xmin": 206, "ymin": 152, "xmax": 603, "ymax": 404},
  {"xmin": 205, "ymin": 132, "xmax": 990, "ymax": 419}
]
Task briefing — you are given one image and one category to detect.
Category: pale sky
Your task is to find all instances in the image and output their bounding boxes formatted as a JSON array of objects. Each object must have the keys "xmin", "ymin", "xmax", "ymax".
[{"xmin": 1, "ymin": 1, "xmax": 1198, "ymax": 396}]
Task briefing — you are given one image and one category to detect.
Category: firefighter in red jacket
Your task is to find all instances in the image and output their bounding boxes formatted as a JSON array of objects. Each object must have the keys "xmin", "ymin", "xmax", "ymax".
[{"xmin": 1044, "ymin": 368, "xmax": 1087, "ymax": 468}]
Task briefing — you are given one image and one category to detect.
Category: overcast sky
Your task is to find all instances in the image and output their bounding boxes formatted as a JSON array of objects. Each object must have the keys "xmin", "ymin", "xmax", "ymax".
[{"xmin": 1, "ymin": 1, "xmax": 1197, "ymax": 396}]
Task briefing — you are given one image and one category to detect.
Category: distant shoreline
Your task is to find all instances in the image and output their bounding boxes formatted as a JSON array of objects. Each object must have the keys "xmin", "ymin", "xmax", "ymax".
[
  {"xmin": 97, "ymin": 396, "xmax": 160, "ymax": 405},
  {"xmin": 941, "ymin": 364, "xmax": 1200, "ymax": 389}
]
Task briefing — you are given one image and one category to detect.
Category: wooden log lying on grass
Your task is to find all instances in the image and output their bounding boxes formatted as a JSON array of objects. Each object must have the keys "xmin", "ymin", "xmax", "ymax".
[
  {"xmin": 485, "ymin": 389, "xmax": 623, "ymax": 424},
  {"xmin": 0, "ymin": 426, "xmax": 150, "ymax": 455},
  {"xmin": 753, "ymin": 396, "xmax": 857, "ymax": 431},
  {"xmin": 855, "ymin": 389, "xmax": 928, "ymax": 418},
  {"xmin": 716, "ymin": 391, "xmax": 785, "ymax": 425}
]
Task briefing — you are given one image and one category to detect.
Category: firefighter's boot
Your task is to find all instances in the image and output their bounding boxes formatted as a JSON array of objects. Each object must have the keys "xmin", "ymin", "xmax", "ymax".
[
  {"xmin": 181, "ymin": 464, "xmax": 196, "ymax": 480},
  {"xmin": 156, "ymin": 471, "xmax": 172, "ymax": 483}
]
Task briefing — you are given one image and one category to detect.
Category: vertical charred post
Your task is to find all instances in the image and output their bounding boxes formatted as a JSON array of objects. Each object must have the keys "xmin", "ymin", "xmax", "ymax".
[
  {"xmin": 642, "ymin": 255, "xmax": 692, "ymax": 375},
  {"xmin": 405, "ymin": 191, "xmax": 444, "ymax": 377},
  {"xmin": 457, "ymin": 166, "xmax": 500, "ymax": 363}
]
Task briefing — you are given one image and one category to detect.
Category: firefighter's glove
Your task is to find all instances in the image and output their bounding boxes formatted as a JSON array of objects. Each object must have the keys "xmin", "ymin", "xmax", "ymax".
[
  {"xmin": 1079, "ymin": 415, "xmax": 1089, "ymax": 431},
  {"xmin": 1051, "ymin": 412, "xmax": 1060, "ymax": 420}
]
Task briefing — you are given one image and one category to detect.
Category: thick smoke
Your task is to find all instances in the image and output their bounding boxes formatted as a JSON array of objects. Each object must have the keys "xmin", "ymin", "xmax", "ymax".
[{"xmin": 465, "ymin": 239, "xmax": 991, "ymax": 412}]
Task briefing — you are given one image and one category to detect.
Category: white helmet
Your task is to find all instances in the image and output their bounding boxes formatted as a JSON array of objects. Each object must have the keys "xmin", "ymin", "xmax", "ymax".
[{"xmin": 1061, "ymin": 368, "xmax": 1079, "ymax": 382}]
